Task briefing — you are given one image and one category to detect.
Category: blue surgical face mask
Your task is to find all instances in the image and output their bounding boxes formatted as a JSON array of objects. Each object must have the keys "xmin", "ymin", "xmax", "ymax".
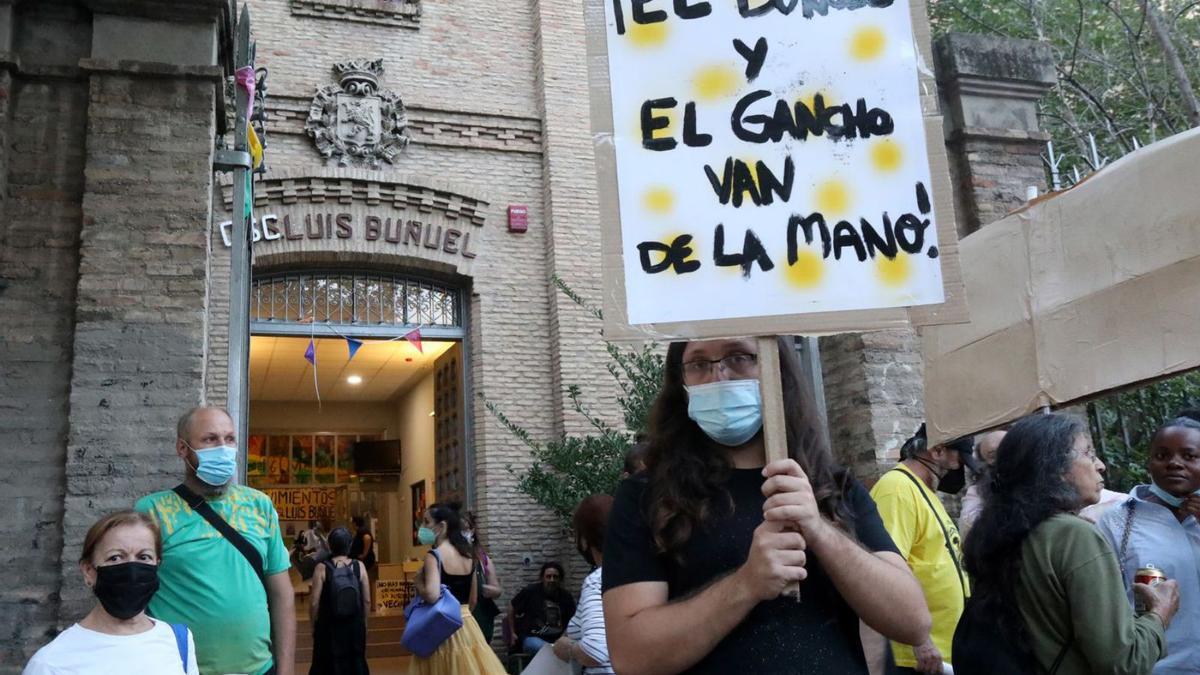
[
  {"xmin": 417, "ymin": 526, "xmax": 437, "ymax": 546},
  {"xmin": 685, "ymin": 379, "xmax": 763, "ymax": 447},
  {"xmin": 186, "ymin": 443, "xmax": 238, "ymax": 486},
  {"xmin": 1148, "ymin": 482, "xmax": 1199, "ymax": 508}
]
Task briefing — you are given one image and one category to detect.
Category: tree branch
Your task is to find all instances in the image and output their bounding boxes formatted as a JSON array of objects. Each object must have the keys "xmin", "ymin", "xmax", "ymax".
[{"xmin": 1140, "ymin": 0, "xmax": 1200, "ymax": 126}]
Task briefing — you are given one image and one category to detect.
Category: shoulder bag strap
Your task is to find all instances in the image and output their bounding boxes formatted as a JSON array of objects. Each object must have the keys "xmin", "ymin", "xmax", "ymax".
[
  {"xmin": 1117, "ymin": 500, "xmax": 1137, "ymax": 580},
  {"xmin": 173, "ymin": 484, "xmax": 266, "ymax": 587},
  {"xmin": 170, "ymin": 623, "xmax": 189, "ymax": 671},
  {"xmin": 893, "ymin": 469, "xmax": 969, "ymax": 598},
  {"xmin": 1047, "ymin": 613, "xmax": 1075, "ymax": 675}
]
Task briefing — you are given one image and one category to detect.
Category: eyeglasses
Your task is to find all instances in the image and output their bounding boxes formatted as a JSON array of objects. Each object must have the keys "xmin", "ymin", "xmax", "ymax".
[{"xmin": 682, "ymin": 352, "xmax": 759, "ymax": 381}]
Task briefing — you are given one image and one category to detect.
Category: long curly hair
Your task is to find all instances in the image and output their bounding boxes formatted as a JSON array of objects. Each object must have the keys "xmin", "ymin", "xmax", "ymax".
[
  {"xmin": 643, "ymin": 337, "xmax": 850, "ymax": 559},
  {"xmin": 962, "ymin": 413, "xmax": 1087, "ymax": 652}
]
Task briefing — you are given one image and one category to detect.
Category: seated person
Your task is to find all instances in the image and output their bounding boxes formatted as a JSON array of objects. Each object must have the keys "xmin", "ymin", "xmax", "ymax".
[{"xmin": 509, "ymin": 562, "xmax": 576, "ymax": 654}]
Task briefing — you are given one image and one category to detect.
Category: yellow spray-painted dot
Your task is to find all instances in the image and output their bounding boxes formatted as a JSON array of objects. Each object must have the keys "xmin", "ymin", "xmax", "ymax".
[
  {"xmin": 737, "ymin": 157, "xmax": 760, "ymax": 183},
  {"xmin": 795, "ymin": 89, "xmax": 832, "ymax": 112},
  {"xmin": 692, "ymin": 64, "xmax": 740, "ymax": 102},
  {"xmin": 628, "ymin": 21, "xmax": 669, "ymax": 49},
  {"xmin": 786, "ymin": 250, "xmax": 825, "ymax": 289},
  {"xmin": 664, "ymin": 231, "xmax": 697, "ymax": 275},
  {"xmin": 850, "ymin": 26, "xmax": 887, "ymax": 61},
  {"xmin": 815, "ymin": 179, "xmax": 852, "ymax": 216},
  {"xmin": 870, "ymin": 139, "xmax": 904, "ymax": 173},
  {"xmin": 642, "ymin": 187, "xmax": 675, "ymax": 215},
  {"xmin": 876, "ymin": 253, "xmax": 912, "ymax": 287}
]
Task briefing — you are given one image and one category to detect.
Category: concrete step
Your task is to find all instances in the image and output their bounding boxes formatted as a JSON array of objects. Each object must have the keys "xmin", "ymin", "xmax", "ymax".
[
  {"xmin": 296, "ymin": 615, "xmax": 411, "ymax": 660},
  {"xmin": 297, "ymin": 640, "xmax": 408, "ymax": 661}
]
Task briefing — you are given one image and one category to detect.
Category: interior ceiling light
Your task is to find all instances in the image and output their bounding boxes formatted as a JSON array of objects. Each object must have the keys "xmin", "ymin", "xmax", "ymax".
[{"xmin": 347, "ymin": 375, "xmax": 363, "ymax": 385}]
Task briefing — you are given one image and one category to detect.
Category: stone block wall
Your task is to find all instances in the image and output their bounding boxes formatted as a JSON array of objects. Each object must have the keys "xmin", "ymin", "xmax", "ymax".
[
  {"xmin": 0, "ymin": 73, "xmax": 89, "ymax": 668},
  {"xmin": 58, "ymin": 70, "xmax": 219, "ymax": 617},
  {"xmin": 0, "ymin": 0, "xmax": 90, "ymax": 665},
  {"xmin": 822, "ymin": 329, "xmax": 925, "ymax": 481}
]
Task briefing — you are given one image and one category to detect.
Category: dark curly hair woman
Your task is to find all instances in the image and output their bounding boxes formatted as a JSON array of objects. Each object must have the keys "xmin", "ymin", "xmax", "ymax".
[
  {"xmin": 953, "ymin": 413, "xmax": 1180, "ymax": 675},
  {"xmin": 601, "ymin": 337, "xmax": 930, "ymax": 675}
]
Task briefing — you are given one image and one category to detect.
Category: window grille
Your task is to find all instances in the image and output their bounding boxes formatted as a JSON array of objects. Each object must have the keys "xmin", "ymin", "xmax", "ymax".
[{"xmin": 251, "ymin": 272, "xmax": 460, "ymax": 328}]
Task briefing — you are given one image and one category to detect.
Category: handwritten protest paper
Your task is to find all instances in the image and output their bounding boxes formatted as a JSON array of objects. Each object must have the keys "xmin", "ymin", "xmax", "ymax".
[{"xmin": 597, "ymin": 0, "xmax": 947, "ymax": 327}]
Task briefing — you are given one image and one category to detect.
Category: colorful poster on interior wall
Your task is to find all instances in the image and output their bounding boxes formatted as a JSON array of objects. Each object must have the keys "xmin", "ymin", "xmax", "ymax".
[
  {"xmin": 589, "ymin": 0, "xmax": 963, "ymax": 337},
  {"xmin": 411, "ymin": 480, "xmax": 427, "ymax": 546}
]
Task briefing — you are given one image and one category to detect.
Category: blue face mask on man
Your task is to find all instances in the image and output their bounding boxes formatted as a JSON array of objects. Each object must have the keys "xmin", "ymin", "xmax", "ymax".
[
  {"xmin": 685, "ymin": 379, "xmax": 763, "ymax": 447},
  {"xmin": 1148, "ymin": 481, "xmax": 1200, "ymax": 508},
  {"xmin": 185, "ymin": 442, "xmax": 238, "ymax": 486}
]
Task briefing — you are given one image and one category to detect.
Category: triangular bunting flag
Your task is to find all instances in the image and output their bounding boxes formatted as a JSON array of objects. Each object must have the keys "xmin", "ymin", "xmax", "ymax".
[
  {"xmin": 304, "ymin": 339, "xmax": 316, "ymax": 365},
  {"xmin": 404, "ymin": 328, "xmax": 423, "ymax": 353},
  {"xmin": 346, "ymin": 338, "xmax": 363, "ymax": 362}
]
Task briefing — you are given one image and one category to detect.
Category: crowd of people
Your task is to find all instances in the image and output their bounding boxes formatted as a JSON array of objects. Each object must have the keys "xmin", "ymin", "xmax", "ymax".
[{"xmin": 20, "ymin": 338, "xmax": 1200, "ymax": 675}]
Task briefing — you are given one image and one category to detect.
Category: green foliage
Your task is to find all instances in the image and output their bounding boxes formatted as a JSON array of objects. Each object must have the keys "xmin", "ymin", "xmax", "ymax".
[
  {"xmin": 487, "ymin": 278, "xmax": 664, "ymax": 528},
  {"xmin": 929, "ymin": 0, "xmax": 1200, "ymax": 164},
  {"xmin": 929, "ymin": 2, "xmax": 1200, "ymax": 488},
  {"xmin": 1087, "ymin": 371, "xmax": 1200, "ymax": 492}
]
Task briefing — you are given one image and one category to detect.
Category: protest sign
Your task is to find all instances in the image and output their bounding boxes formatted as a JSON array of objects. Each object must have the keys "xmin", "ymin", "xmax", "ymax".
[
  {"xmin": 376, "ymin": 579, "xmax": 408, "ymax": 614},
  {"xmin": 586, "ymin": 0, "xmax": 966, "ymax": 340},
  {"xmin": 264, "ymin": 486, "xmax": 343, "ymax": 521},
  {"xmin": 586, "ymin": 2, "xmax": 970, "ymax": 598}
]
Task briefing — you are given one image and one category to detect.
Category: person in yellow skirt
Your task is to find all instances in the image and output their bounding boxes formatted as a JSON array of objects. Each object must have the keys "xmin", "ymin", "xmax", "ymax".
[{"xmin": 409, "ymin": 503, "xmax": 507, "ymax": 675}]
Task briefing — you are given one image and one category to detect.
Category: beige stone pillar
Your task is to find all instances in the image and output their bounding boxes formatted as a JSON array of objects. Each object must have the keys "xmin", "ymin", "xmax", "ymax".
[
  {"xmin": 0, "ymin": 0, "xmax": 92, "ymax": 664},
  {"xmin": 57, "ymin": 0, "xmax": 232, "ymax": 620},
  {"xmin": 935, "ymin": 33, "xmax": 1057, "ymax": 237}
]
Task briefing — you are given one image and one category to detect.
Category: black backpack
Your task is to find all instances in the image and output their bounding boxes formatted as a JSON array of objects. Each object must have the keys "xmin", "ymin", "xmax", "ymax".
[
  {"xmin": 952, "ymin": 595, "xmax": 1072, "ymax": 674},
  {"xmin": 324, "ymin": 560, "xmax": 362, "ymax": 619}
]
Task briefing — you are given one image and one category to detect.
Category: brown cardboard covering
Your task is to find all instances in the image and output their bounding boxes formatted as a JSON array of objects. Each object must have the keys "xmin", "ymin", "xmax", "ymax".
[
  {"xmin": 922, "ymin": 128, "xmax": 1200, "ymax": 444},
  {"xmin": 585, "ymin": 0, "xmax": 968, "ymax": 342}
]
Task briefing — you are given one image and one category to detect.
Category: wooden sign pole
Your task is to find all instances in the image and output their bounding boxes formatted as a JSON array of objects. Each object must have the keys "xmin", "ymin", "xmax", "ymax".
[{"xmin": 756, "ymin": 335, "xmax": 801, "ymax": 599}]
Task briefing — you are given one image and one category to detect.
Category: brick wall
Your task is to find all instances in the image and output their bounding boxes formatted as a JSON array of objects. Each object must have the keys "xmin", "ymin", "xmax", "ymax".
[
  {"xmin": 58, "ymin": 71, "xmax": 218, "ymax": 617},
  {"xmin": 528, "ymin": 0, "xmax": 622, "ymax": 584},
  {"xmin": 0, "ymin": 73, "xmax": 88, "ymax": 668},
  {"xmin": 220, "ymin": 0, "xmax": 613, "ymax": 616}
]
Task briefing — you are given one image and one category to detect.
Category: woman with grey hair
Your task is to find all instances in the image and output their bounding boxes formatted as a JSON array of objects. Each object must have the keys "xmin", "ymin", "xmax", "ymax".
[{"xmin": 954, "ymin": 413, "xmax": 1179, "ymax": 675}]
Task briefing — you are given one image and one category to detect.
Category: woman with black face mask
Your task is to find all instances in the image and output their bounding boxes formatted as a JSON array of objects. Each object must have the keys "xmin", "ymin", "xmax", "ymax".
[{"xmin": 23, "ymin": 510, "xmax": 198, "ymax": 675}]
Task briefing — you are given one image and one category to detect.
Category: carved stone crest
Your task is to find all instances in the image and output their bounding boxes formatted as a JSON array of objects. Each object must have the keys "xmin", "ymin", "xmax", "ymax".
[{"xmin": 306, "ymin": 59, "xmax": 409, "ymax": 168}]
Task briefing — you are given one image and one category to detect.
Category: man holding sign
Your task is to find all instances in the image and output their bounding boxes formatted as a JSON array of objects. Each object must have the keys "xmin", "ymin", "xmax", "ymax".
[
  {"xmin": 590, "ymin": 0, "xmax": 962, "ymax": 671},
  {"xmin": 602, "ymin": 338, "xmax": 929, "ymax": 674}
]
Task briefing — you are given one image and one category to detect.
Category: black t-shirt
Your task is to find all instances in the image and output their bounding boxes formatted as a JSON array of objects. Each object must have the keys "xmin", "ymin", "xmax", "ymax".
[
  {"xmin": 511, "ymin": 582, "xmax": 577, "ymax": 641},
  {"xmin": 350, "ymin": 529, "xmax": 376, "ymax": 568},
  {"xmin": 602, "ymin": 467, "xmax": 899, "ymax": 675}
]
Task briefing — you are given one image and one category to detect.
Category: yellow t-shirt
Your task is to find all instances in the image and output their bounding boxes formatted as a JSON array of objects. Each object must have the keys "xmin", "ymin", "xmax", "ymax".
[{"xmin": 870, "ymin": 464, "xmax": 969, "ymax": 668}]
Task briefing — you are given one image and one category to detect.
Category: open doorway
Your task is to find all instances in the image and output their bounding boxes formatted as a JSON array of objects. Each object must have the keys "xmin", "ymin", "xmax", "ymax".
[{"xmin": 247, "ymin": 334, "xmax": 466, "ymax": 668}]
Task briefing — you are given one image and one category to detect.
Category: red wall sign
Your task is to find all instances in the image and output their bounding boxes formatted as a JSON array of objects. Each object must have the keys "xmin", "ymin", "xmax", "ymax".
[{"xmin": 508, "ymin": 205, "xmax": 529, "ymax": 233}]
